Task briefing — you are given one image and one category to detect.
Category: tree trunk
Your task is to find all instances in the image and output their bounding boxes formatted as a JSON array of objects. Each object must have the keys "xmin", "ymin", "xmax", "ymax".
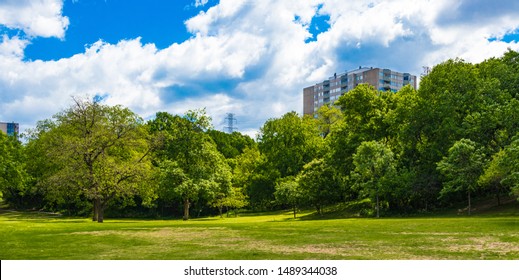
[
  {"xmin": 376, "ymin": 193, "xmax": 380, "ymax": 218},
  {"xmin": 93, "ymin": 199, "xmax": 104, "ymax": 223},
  {"xmin": 92, "ymin": 199, "xmax": 98, "ymax": 222},
  {"xmin": 293, "ymin": 205, "xmax": 297, "ymax": 219},
  {"xmin": 316, "ymin": 205, "xmax": 322, "ymax": 216},
  {"xmin": 218, "ymin": 206, "xmax": 223, "ymax": 218},
  {"xmin": 496, "ymin": 184, "xmax": 501, "ymax": 206},
  {"xmin": 467, "ymin": 190, "xmax": 471, "ymax": 216},
  {"xmin": 183, "ymin": 198, "xmax": 190, "ymax": 221},
  {"xmin": 97, "ymin": 205, "xmax": 104, "ymax": 223}
]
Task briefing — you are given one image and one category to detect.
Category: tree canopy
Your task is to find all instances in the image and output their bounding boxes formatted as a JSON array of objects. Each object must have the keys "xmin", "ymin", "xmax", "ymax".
[{"xmin": 4, "ymin": 50, "xmax": 519, "ymax": 220}]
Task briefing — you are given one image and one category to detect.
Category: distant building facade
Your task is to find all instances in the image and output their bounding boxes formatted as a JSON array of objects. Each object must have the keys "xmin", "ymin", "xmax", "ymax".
[
  {"xmin": 303, "ymin": 67, "xmax": 417, "ymax": 115},
  {"xmin": 0, "ymin": 122, "xmax": 19, "ymax": 136}
]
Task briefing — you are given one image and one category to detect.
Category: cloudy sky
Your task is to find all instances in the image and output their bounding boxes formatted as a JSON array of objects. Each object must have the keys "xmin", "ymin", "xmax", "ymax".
[{"xmin": 1, "ymin": 0, "xmax": 519, "ymax": 138}]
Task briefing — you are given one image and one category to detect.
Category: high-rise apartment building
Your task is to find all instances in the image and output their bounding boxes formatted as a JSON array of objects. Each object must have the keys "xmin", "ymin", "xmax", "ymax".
[
  {"xmin": 0, "ymin": 122, "xmax": 19, "ymax": 136},
  {"xmin": 303, "ymin": 67, "xmax": 417, "ymax": 115}
]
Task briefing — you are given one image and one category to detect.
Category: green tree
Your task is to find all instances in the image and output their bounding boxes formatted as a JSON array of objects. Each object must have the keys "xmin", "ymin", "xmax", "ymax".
[
  {"xmin": 335, "ymin": 84, "xmax": 390, "ymax": 141},
  {"xmin": 437, "ymin": 139, "xmax": 484, "ymax": 215},
  {"xmin": 258, "ymin": 111, "xmax": 322, "ymax": 178},
  {"xmin": 27, "ymin": 97, "xmax": 153, "ymax": 222},
  {"xmin": 0, "ymin": 132, "xmax": 29, "ymax": 207},
  {"xmin": 213, "ymin": 185, "xmax": 249, "ymax": 217},
  {"xmin": 414, "ymin": 60, "xmax": 492, "ymax": 193},
  {"xmin": 205, "ymin": 155, "xmax": 233, "ymax": 218},
  {"xmin": 315, "ymin": 104, "xmax": 343, "ymax": 138},
  {"xmin": 297, "ymin": 158, "xmax": 342, "ymax": 215},
  {"xmin": 206, "ymin": 130, "xmax": 255, "ymax": 159},
  {"xmin": 149, "ymin": 110, "xmax": 229, "ymax": 220},
  {"xmin": 274, "ymin": 176, "xmax": 303, "ymax": 218},
  {"xmin": 478, "ymin": 149, "xmax": 509, "ymax": 206},
  {"xmin": 478, "ymin": 49, "xmax": 519, "ymax": 99},
  {"xmin": 256, "ymin": 112, "xmax": 322, "ymax": 209},
  {"xmin": 329, "ymin": 84, "xmax": 390, "ymax": 178},
  {"xmin": 351, "ymin": 141, "xmax": 396, "ymax": 218},
  {"xmin": 480, "ymin": 137, "xmax": 519, "ymax": 201},
  {"xmin": 500, "ymin": 140, "xmax": 519, "ymax": 199},
  {"xmin": 232, "ymin": 146, "xmax": 276, "ymax": 209}
]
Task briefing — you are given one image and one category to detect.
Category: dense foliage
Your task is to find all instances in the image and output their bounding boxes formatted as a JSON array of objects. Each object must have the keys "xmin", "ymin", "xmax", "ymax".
[{"xmin": 2, "ymin": 51, "xmax": 519, "ymax": 220}]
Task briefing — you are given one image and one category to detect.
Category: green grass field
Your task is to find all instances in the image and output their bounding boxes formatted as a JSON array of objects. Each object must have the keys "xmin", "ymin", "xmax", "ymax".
[{"xmin": 1, "ymin": 206, "xmax": 518, "ymax": 260}]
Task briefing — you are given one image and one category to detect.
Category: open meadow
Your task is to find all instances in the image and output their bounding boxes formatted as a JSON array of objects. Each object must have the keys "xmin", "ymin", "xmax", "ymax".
[{"xmin": 1, "ymin": 208, "xmax": 518, "ymax": 260}]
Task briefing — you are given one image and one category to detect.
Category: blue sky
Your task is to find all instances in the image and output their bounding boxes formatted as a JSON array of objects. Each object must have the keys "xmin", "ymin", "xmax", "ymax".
[
  {"xmin": 24, "ymin": 0, "xmax": 205, "ymax": 61},
  {"xmin": 1, "ymin": 0, "xmax": 519, "ymax": 138}
]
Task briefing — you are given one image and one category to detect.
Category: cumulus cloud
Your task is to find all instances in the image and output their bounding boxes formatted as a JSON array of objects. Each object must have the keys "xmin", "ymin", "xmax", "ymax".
[
  {"xmin": 0, "ymin": 35, "xmax": 29, "ymax": 58},
  {"xmin": 0, "ymin": 0, "xmax": 69, "ymax": 38},
  {"xmin": 2, "ymin": 0, "xmax": 519, "ymax": 136},
  {"xmin": 194, "ymin": 0, "xmax": 209, "ymax": 8}
]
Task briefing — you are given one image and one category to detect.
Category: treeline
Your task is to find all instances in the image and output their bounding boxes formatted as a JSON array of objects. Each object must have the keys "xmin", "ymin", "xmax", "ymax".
[{"xmin": 1, "ymin": 51, "xmax": 519, "ymax": 221}]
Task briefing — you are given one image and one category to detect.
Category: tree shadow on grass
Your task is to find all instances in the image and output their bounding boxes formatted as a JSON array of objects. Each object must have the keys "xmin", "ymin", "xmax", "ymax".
[
  {"xmin": 0, "ymin": 209, "xmax": 140, "ymax": 223},
  {"xmin": 0, "ymin": 213, "xmax": 86, "ymax": 224}
]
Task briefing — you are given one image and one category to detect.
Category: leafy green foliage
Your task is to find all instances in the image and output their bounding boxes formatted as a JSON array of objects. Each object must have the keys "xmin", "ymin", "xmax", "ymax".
[
  {"xmin": 351, "ymin": 140, "xmax": 396, "ymax": 217},
  {"xmin": 0, "ymin": 133, "xmax": 30, "ymax": 207},
  {"xmin": 328, "ymin": 84, "xmax": 391, "ymax": 178},
  {"xmin": 206, "ymin": 130, "xmax": 255, "ymax": 159},
  {"xmin": 25, "ymin": 97, "xmax": 153, "ymax": 222},
  {"xmin": 258, "ymin": 111, "xmax": 323, "ymax": 178},
  {"xmin": 149, "ymin": 110, "xmax": 231, "ymax": 220},
  {"xmin": 297, "ymin": 159, "xmax": 343, "ymax": 214},
  {"xmin": 5, "ymin": 50, "xmax": 519, "ymax": 219},
  {"xmin": 315, "ymin": 104, "xmax": 343, "ymax": 138},
  {"xmin": 480, "ymin": 137, "xmax": 519, "ymax": 200},
  {"xmin": 274, "ymin": 176, "xmax": 303, "ymax": 218},
  {"xmin": 437, "ymin": 139, "xmax": 484, "ymax": 215}
]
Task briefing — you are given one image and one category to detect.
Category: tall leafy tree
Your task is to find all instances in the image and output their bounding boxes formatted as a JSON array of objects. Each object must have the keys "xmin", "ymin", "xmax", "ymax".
[
  {"xmin": 478, "ymin": 49, "xmax": 519, "ymax": 99},
  {"xmin": 255, "ymin": 112, "xmax": 322, "ymax": 209},
  {"xmin": 27, "ymin": 97, "xmax": 153, "ymax": 222},
  {"xmin": 478, "ymin": 149, "xmax": 509, "ymax": 206},
  {"xmin": 384, "ymin": 85, "xmax": 433, "ymax": 211},
  {"xmin": 437, "ymin": 139, "xmax": 484, "ymax": 215},
  {"xmin": 315, "ymin": 104, "xmax": 343, "ymax": 138},
  {"xmin": 351, "ymin": 140, "xmax": 396, "ymax": 218},
  {"xmin": 274, "ymin": 176, "xmax": 303, "ymax": 218},
  {"xmin": 480, "ymin": 137, "xmax": 519, "ymax": 202},
  {"xmin": 0, "ymin": 132, "xmax": 29, "ymax": 207},
  {"xmin": 149, "ymin": 110, "xmax": 229, "ymax": 220},
  {"xmin": 211, "ymin": 185, "xmax": 249, "ymax": 217},
  {"xmin": 205, "ymin": 154, "xmax": 233, "ymax": 217},
  {"xmin": 258, "ymin": 111, "xmax": 322, "ymax": 178},
  {"xmin": 206, "ymin": 130, "xmax": 255, "ymax": 159},
  {"xmin": 329, "ymin": 84, "xmax": 390, "ymax": 178},
  {"xmin": 297, "ymin": 158, "xmax": 343, "ymax": 215},
  {"xmin": 500, "ymin": 139, "xmax": 519, "ymax": 199},
  {"xmin": 232, "ymin": 146, "xmax": 276, "ymax": 210}
]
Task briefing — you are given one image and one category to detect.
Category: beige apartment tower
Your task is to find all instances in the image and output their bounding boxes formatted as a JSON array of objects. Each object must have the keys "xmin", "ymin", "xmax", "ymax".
[{"xmin": 303, "ymin": 67, "xmax": 417, "ymax": 115}]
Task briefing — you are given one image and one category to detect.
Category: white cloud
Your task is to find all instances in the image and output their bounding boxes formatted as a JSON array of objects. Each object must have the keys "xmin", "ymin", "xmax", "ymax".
[
  {"xmin": 157, "ymin": 32, "xmax": 266, "ymax": 81},
  {"xmin": 194, "ymin": 0, "xmax": 209, "ymax": 8},
  {"xmin": 0, "ymin": 0, "xmax": 69, "ymax": 38},
  {"xmin": 0, "ymin": 35, "xmax": 29, "ymax": 58},
  {"xmin": 0, "ymin": 38, "xmax": 163, "ymax": 124},
  {"xmin": 2, "ymin": 0, "xmax": 519, "ymax": 136}
]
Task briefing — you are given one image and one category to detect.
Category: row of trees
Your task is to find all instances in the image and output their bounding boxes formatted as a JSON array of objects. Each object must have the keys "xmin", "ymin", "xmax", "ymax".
[{"xmin": 1, "ymin": 51, "xmax": 519, "ymax": 221}]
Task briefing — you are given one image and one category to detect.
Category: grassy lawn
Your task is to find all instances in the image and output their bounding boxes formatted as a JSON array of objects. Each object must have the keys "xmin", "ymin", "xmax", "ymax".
[{"xmin": 1, "ymin": 208, "xmax": 518, "ymax": 260}]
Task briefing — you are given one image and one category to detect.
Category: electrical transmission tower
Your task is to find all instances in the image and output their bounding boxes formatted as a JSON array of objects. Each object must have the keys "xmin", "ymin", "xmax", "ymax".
[
  {"xmin": 224, "ymin": 113, "xmax": 237, "ymax": 133},
  {"xmin": 421, "ymin": 66, "xmax": 431, "ymax": 77}
]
